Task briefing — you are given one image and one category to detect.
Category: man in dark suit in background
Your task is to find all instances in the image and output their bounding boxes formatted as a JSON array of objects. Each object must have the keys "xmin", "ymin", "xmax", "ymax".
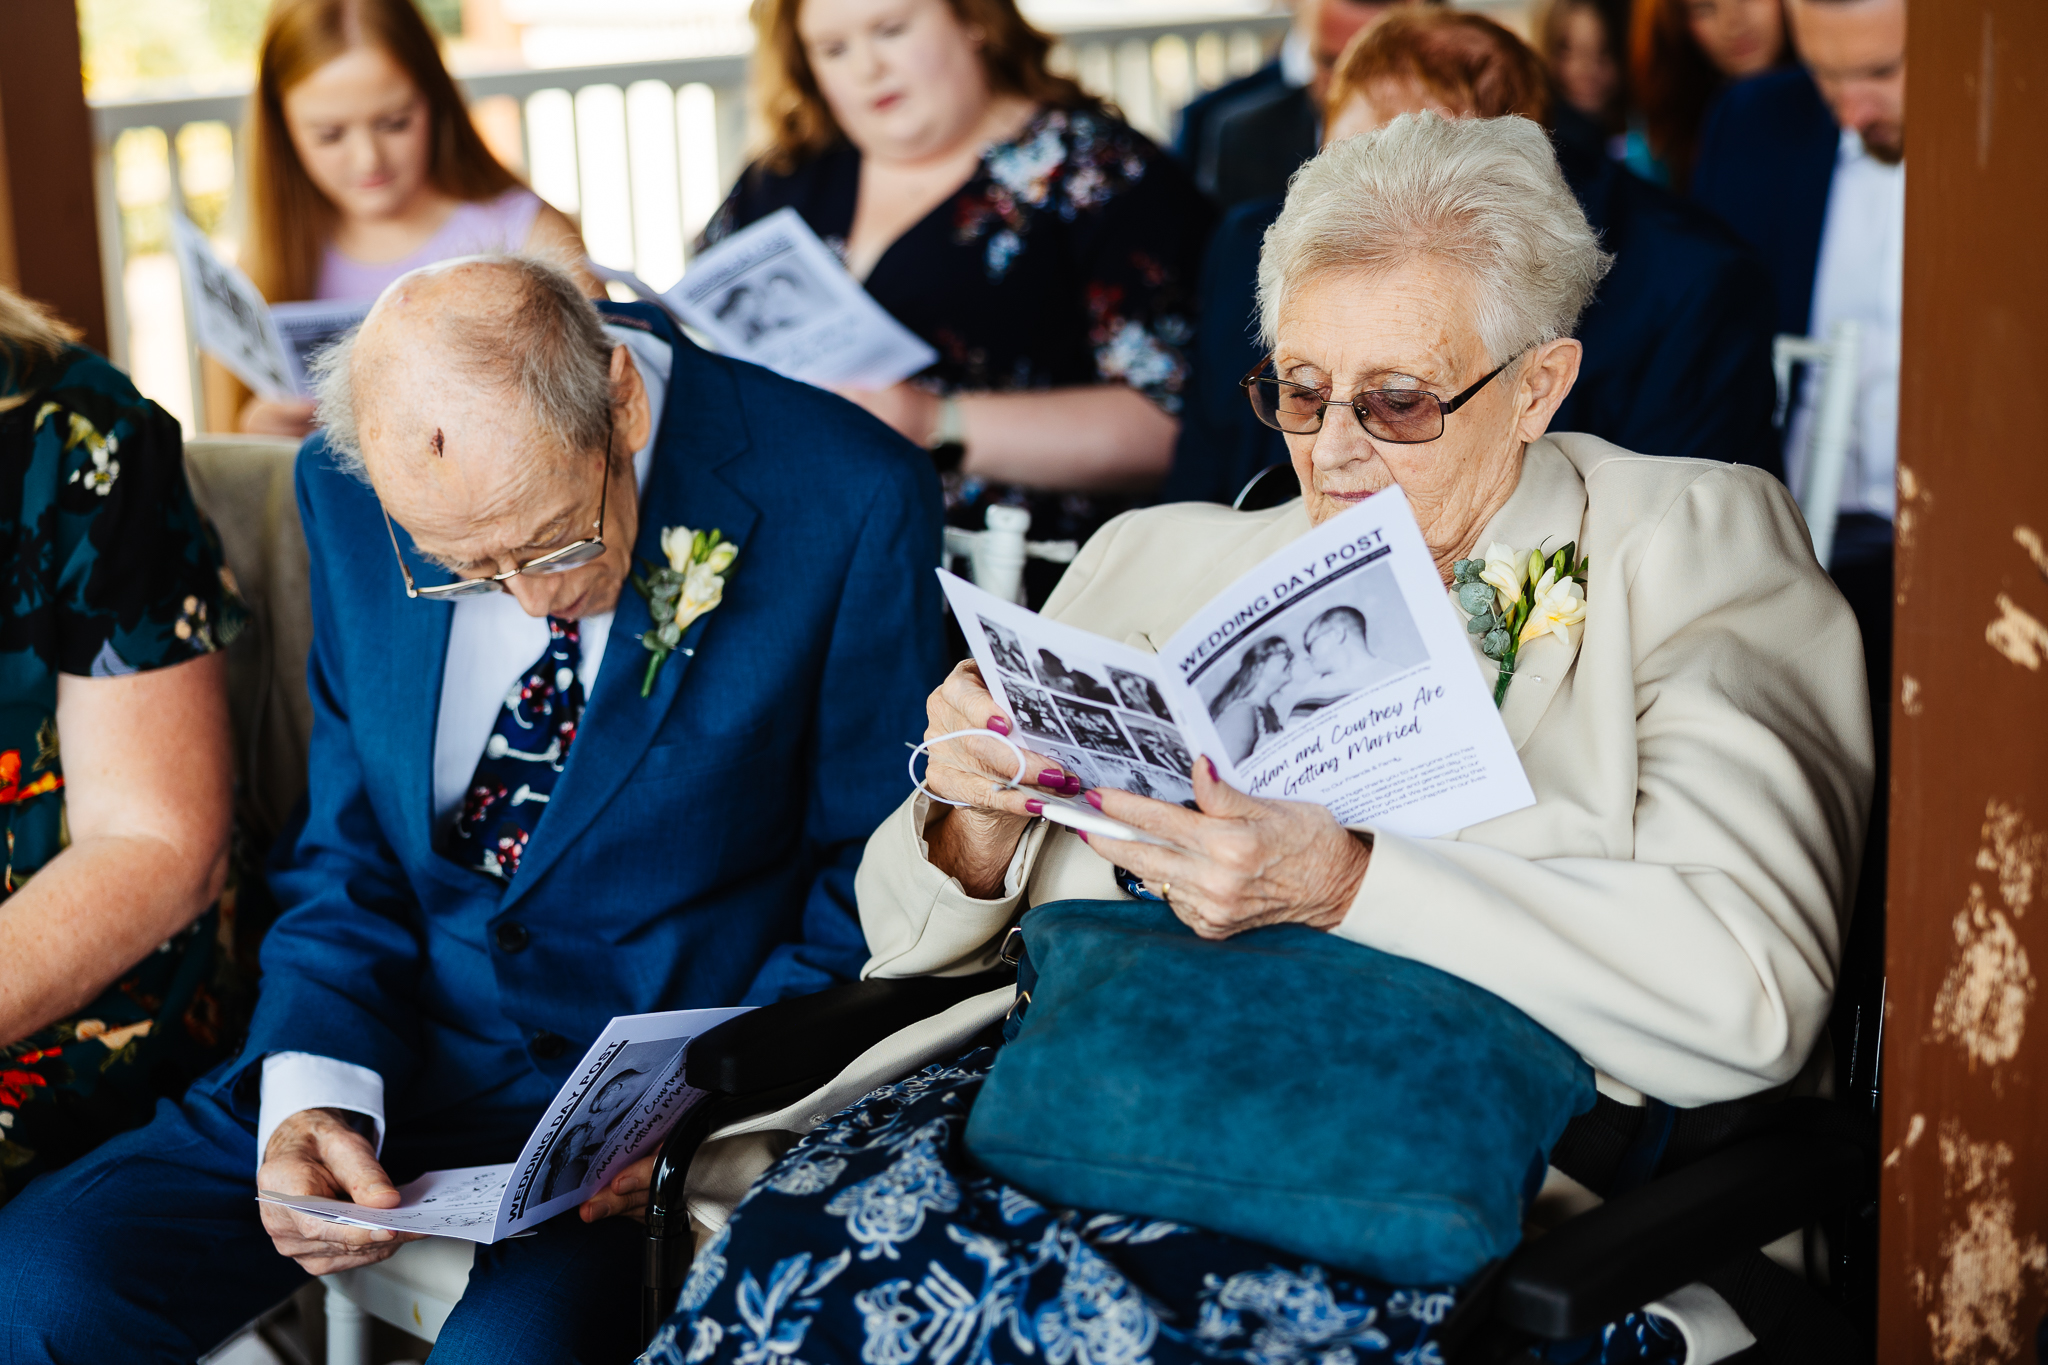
[
  {"xmin": 1173, "ymin": 0, "xmax": 1416, "ymax": 207},
  {"xmin": 1692, "ymin": 0, "xmax": 1904, "ymax": 723},
  {"xmin": 1163, "ymin": 10, "xmax": 1783, "ymax": 507}
]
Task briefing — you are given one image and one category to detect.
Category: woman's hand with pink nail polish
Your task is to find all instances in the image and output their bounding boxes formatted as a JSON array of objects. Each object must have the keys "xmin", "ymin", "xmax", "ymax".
[{"xmin": 919, "ymin": 660, "xmax": 1065, "ymax": 897}]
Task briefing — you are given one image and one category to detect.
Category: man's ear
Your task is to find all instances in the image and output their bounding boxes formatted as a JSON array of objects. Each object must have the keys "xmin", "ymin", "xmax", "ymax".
[
  {"xmin": 1514, "ymin": 337, "xmax": 1581, "ymax": 445},
  {"xmin": 611, "ymin": 345, "xmax": 654, "ymax": 454}
]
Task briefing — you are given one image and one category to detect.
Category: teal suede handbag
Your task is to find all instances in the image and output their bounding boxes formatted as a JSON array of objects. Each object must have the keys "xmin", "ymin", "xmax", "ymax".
[{"xmin": 963, "ymin": 899, "xmax": 1597, "ymax": 1286}]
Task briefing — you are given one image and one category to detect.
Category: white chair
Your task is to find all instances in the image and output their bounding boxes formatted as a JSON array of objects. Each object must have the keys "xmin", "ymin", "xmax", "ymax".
[
  {"xmin": 322, "ymin": 1241, "xmax": 474, "ymax": 1363},
  {"xmin": 943, "ymin": 505, "xmax": 1078, "ymax": 605},
  {"xmin": 1772, "ymin": 319, "xmax": 1862, "ymax": 567}
]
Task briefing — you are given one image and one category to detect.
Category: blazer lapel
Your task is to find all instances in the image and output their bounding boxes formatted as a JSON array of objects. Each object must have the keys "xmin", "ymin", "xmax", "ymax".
[
  {"xmin": 378, "ymin": 530, "xmax": 458, "ymax": 879},
  {"xmin": 499, "ymin": 329, "xmax": 760, "ymax": 910},
  {"xmin": 1468, "ymin": 439, "xmax": 1589, "ymax": 750}
]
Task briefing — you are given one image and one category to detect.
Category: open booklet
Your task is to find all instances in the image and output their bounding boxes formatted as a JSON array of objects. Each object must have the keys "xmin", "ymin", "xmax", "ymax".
[
  {"xmin": 258, "ymin": 1006, "xmax": 749, "ymax": 1243},
  {"xmin": 942, "ymin": 485, "xmax": 1535, "ymax": 839},
  {"xmin": 662, "ymin": 207, "xmax": 937, "ymax": 390},
  {"xmin": 171, "ymin": 213, "xmax": 369, "ymax": 401}
]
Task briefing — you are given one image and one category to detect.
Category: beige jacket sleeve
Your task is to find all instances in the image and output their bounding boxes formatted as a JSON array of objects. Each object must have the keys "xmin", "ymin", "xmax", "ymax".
[
  {"xmin": 856, "ymin": 793, "xmax": 1053, "ymax": 978},
  {"xmin": 1338, "ymin": 466, "xmax": 1872, "ymax": 1106}
]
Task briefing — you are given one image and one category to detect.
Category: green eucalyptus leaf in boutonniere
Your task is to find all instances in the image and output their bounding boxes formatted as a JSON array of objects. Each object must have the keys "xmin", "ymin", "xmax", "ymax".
[
  {"xmin": 631, "ymin": 525, "xmax": 740, "ymax": 698},
  {"xmin": 1453, "ymin": 540, "xmax": 1588, "ymax": 708}
]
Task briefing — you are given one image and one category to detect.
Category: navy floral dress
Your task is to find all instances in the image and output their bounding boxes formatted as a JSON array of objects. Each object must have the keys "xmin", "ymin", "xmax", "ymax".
[
  {"xmin": 645, "ymin": 1051, "xmax": 1688, "ymax": 1365},
  {"xmin": 0, "ymin": 342, "xmax": 245, "ymax": 1205},
  {"xmin": 703, "ymin": 105, "xmax": 1214, "ymax": 606}
]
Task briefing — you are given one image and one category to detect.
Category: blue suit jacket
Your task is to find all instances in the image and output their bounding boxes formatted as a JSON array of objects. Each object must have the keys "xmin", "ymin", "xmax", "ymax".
[
  {"xmin": 1690, "ymin": 67, "xmax": 1839, "ymax": 339},
  {"xmin": 1171, "ymin": 61, "xmax": 1318, "ymax": 208},
  {"xmin": 204, "ymin": 304, "xmax": 946, "ymax": 1129},
  {"xmin": 1160, "ymin": 132, "xmax": 1784, "ymax": 506}
]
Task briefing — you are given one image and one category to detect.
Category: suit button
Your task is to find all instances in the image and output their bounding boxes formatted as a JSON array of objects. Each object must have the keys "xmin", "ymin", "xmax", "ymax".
[
  {"xmin": 495, "ymin": 922, "xmax": 530, "ymax": 954},
  {"xmin": 532, "ymin": 1032, "xmax": 569, "ymax": 1061}
]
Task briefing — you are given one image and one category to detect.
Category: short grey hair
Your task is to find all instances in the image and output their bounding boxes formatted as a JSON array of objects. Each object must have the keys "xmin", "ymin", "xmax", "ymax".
[
  {"xmin": 1257, "ymin": 114, "xmax": 1612, "ymax": 363},
  {"xmin": 312, "ymin": 253, "xmax": 617, "ymax": 480}
]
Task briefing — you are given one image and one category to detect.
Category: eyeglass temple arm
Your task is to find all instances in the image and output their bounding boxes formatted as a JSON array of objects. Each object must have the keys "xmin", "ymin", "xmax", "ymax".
[
  {"xmin": 382, "ymin": 504, "xmax": 421, "ymax": 599},
  {"xmin": 1438, "ymin": 359, "xmax": 1514, "ymax": 414}
]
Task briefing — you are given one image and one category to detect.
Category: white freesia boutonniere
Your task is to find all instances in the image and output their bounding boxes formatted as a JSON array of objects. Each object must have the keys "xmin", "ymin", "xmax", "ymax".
[
  {"xmin": 632, "ymin": 527, "xmax": 740, "ymax": 697},
  {"xmin": 1452, "ymin": 541, "xmax": 1589, "ymax": 707}
]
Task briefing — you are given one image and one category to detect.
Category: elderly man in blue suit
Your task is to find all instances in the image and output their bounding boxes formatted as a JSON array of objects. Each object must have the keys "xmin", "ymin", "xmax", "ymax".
[{"xmin": 0, "ymin": 256, "xmax": 945, "ymax": 1361}]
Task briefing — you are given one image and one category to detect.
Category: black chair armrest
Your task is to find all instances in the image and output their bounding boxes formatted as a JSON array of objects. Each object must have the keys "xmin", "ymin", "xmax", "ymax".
[
  {"xmin": 683, "ymin": 970, "xmax": 1013, "ymax": 1096},
  {"xmin": 643, "ymin": 970, "xmax": 1013, "ymax": 1342},
  {"xmin": 1492, "ymin": 1126, "xmax": 1865, "ymax": 1340}
]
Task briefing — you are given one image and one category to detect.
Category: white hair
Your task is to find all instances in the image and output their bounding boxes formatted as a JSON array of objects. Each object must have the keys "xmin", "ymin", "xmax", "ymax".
[
  {"xmin": 312, "ymin": 253, "xmax": 616, "ymax": 481},
  {"xmin": 1257, "ymin": 113, "xmax": 1612, "ymax": 363}
]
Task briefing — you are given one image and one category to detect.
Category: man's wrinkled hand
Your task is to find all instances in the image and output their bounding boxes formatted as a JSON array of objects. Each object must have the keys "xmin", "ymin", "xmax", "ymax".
[
  {"xmin": 257, "ymin": 1107, "xmax": 420, "ymax": 1274},
  {"xmin": 580, "ymin": 1153, "xmax": 657, "ymax": 1224}
]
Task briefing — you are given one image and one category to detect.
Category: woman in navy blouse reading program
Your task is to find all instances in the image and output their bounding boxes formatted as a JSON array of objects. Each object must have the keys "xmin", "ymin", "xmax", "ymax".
[{"xmin": 704, "ymin": 0, "xmax": 1214, "ymax": 605}]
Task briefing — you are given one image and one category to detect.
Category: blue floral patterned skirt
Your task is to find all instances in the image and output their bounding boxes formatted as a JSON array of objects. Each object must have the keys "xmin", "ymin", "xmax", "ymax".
[{"xmin": 645, "ymin": 1051, "xmax": 1687, "ymax": 1365}]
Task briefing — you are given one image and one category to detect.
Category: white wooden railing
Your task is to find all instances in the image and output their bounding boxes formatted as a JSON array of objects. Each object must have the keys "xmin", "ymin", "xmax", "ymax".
[{"xmin": 88, "ymin": 11, "xmax": 1290, "ymax": 432}]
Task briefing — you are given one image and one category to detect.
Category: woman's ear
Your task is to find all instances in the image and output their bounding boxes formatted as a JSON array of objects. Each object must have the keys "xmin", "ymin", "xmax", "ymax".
[{"xmin": 1513, "ymin": 338, "xmax": 1582, "ymax": 444}]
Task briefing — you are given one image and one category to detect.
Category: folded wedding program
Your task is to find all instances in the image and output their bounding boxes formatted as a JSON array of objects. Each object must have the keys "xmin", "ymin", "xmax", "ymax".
[
  {"xmin": 258, "ymin": 1006, "xmax": 749, "ymax": 1243},
  {"xmin": 171, "ymin": 213, "xmax": 370, "ymax": 401},
  {"xmin": 665, "ymin": 207, "xmax": 937, "ymax": 390},
  {"xmin": 942, "ymin": 486, "xmax": 1534, "ymax": 839}
]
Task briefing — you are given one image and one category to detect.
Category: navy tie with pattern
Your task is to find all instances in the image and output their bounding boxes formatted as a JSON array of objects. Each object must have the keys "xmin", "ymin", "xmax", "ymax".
[{"xmin": 445, "ymin": 617, "xmax": 585, "ymax": 881}]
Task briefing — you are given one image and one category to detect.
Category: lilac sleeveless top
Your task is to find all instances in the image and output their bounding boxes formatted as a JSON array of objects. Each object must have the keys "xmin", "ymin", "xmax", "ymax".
[{"xmin": 313, "ymin": 188, "xmax": 545, "ymax": 301}]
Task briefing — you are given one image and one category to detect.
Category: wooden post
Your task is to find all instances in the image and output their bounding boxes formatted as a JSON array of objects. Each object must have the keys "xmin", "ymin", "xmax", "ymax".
[
  {"xmin": 1878, "ymin": 0, "xmax": 2048, "ymax": 1358},
  {"xmin": 0, "ymin": 0, "xmax": 109, "ymax": 355}
]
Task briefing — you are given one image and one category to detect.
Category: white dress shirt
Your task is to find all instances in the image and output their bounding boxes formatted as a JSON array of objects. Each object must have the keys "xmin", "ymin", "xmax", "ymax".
[
  {"xmin": 1785, "ymin": 130, "xmax": 1904, "ymax": 522},
  {"xmin": 254, "ymin": 323, "xmax": 672, "ymax": 1168}
]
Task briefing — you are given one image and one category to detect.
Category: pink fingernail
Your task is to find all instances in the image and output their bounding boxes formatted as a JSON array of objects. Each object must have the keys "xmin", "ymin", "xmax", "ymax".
[
  {"xmin": 1077, "ymin": 830, "xmax": 1090, "ymax": 842},
  {"xmin": 1204, "ymin": 757, "xmax": 1220, "ymax": 782},
  {"xmin": 1084, "ymin": 790, "xmax": 1104, "ymax": 810},
  {"xmin": 1064, "ymin": 774, "xmax": 1084, "ymax": 795},
  {"xmin": 1026, "ymin": 798, "xmax": 1044, "ymax": 815},
  {"xmin": 987, "ymin": 715, "xmax": 1012, "ymax": 735},
  {"xmin": 1036, "ymin": 768, "xmax": 1065, "ymax": 787}
]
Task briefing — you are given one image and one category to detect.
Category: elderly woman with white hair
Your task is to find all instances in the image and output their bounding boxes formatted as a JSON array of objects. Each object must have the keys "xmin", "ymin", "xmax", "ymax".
[{"xmin": 646, "ymin": 114, "xmax": 1870, "ymax": 1365}]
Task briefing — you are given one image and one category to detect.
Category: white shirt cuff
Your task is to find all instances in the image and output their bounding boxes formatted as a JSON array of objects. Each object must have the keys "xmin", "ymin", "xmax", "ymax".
[
  {"xmin": 1644, "ymin": 1283, "xmax": 1756, "ymax": 1364},
  {"xmin": 255, "ymin": 1052, "xmax": 387, "ymax": 1172}
]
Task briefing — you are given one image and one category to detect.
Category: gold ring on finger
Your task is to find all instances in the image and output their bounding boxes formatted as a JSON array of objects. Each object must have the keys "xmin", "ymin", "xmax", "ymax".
[{"xmin": 1158, "ymin": 882, "xmax": 1172, "ymax": 902}]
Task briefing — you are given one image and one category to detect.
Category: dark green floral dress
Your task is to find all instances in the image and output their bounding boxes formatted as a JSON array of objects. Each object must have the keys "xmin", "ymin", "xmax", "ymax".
[
  {"xmin": 705, "ymin": 105, "xmax": 1214, "ymax": 607},
  {"xmin": 0, "ymin": 342, "xmax": 245, "ymax": 1206}
]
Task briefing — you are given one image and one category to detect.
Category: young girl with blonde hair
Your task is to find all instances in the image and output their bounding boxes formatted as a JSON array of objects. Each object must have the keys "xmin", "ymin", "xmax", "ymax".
[{"xmin": 221, "ymin": 0, "xmax": 595, "ymax": 435}]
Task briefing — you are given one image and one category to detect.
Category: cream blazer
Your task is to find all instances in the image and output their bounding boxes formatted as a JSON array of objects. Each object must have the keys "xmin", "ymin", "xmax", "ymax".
[{"xmin": 854, "ymin": 434, "xmax": 1874, "ymax": 1108}]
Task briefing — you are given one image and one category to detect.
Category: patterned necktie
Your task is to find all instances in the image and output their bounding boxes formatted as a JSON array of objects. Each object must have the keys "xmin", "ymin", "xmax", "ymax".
[{"xmin": 444, "ymin": 617, "xmax": 586, "ymax": 882}]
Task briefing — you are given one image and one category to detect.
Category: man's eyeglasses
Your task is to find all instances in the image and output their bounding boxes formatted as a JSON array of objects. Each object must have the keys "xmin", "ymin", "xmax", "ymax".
[
  {"xmin": 384, "ymin": 426, "xmax": 614, "ymax": 601},
  {"xmin": 1240, "ymin": 353, "xmax": 1517, "ymax": 444}
]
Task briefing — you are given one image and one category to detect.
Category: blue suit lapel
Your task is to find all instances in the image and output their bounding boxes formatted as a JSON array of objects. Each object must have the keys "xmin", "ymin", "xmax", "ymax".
[
  {"xmin": 378, "ymin": 527, "xmax": 459, "ymax": 882},
  {"xmin": 499, "ymin": 310, "xmax": 760, "ymax": 910}
]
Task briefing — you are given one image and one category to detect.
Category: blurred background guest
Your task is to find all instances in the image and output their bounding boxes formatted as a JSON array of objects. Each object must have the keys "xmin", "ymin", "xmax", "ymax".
[
  {"xmin": 1172, "ymin": 0, "xmax": 1416, "ymax": 208},
  {"xmin": 218, "ymin": 0, "xmax": 596, "ymax": 438},
  {"xmin": 0, "ymin": 285, "xmax": 239, "ymax": 1206},
  {"xmin": 1629, "ymin": 0, "xmax": 1789, "ymax": 187},
  {"xmin": 1530, "ymin": 0, "xmax": 1630, "ymax": 152},
  {"xmin": 1691, "ymin": 0, "xmax": 1903, "ymax": 760},
  {"xmin": 705, "ymin": 0, "xmax": 1211, "ymax": 606},
  {"xmin": 1163, "ymin": 7, "xmax": 1780, "ymax": 507}
]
